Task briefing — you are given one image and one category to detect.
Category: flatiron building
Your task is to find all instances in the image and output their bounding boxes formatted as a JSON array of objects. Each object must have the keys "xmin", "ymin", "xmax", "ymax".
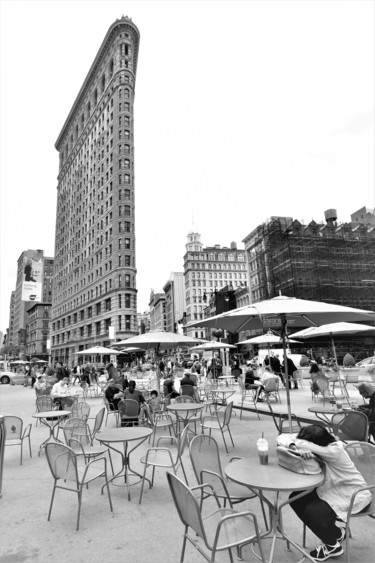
[{"xmin": 50, "ymin": 16, "xmax": 140, "ymax": 365}]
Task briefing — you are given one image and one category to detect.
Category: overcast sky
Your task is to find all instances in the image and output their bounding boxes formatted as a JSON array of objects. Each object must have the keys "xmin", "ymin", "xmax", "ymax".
[{"xmin": 0, "ymin": 0, "xmax": 374, "ymax": 335}]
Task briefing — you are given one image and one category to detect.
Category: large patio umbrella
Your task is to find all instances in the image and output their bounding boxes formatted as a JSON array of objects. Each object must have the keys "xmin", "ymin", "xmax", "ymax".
[
  {"xmin": 189, "ymin": 295, "xmax": 375, "ymax": 430},
  {"xmin": 189, "ymin": 341, "xmax": 237, "ymax": 352},
  {"xmin": 76, "ymin": 346, "xmax": 121, "ymax": 355},
  {"xmin": 115, "ymin": 331, "xmax": 204, "ymax": 351},
  {"xmin": 292, "ymin": 322, "xmax": 375, "ymax": 365}
]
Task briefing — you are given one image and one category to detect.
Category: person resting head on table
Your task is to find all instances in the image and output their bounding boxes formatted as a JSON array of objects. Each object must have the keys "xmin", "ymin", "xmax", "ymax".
[
  {"xmin": 356, "ymin": 382, "xmax": 375, "ymax": 441},
  {"xmin": 286, "ymin": 424, "xmax": 372, "ymax": 562}
]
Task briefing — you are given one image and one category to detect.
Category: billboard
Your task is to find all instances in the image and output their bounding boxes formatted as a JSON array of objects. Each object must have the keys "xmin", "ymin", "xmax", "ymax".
[{"xmin": 22, "ymin": 257, "xmax": 43, "ymax": 302}]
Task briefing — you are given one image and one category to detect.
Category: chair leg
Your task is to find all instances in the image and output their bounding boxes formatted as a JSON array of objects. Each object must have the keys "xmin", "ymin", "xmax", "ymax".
[
  {"xmin": 20, "ymin": 443, "xmax": 23, "ymax": 466},
  {"xmin": 28, "ymin": 436, "xmax": 32, "ymax": 459},
  {"xmin": 103, "ymin": 468, "xmax": 113, "ymax": 513},
  {"xmin": 227, "ymin": 427, "xmax": 235, "ymax": 448},
  {"xmin": 47, "ymin": 481, "xmax": 57, "ymax": 521},
  {"xmin": 181, "ymin": 528, "xmax": 188, "ymax": 563},
  {"xmin": 139, "ymin": 464, "xmax": 148, "ymax": 504},
  {"xmin": 77, "ymin": 488, "xmax": 83, "ymax": 531}
]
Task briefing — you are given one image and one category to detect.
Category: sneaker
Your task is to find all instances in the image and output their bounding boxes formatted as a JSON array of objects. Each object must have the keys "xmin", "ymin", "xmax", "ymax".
[
  {"xmin": 310, "ymin": 541, "xmax": 343, "ymax": 561},
  {"xmin": 336, "ymin": 527, "xmax": 346, "ymax": 545}
]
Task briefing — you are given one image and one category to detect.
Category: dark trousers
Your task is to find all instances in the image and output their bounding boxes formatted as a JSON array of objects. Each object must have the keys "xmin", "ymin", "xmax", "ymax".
[{"xmin": 289, "ymin": 489, "xmax": 341, "ymax": 545}]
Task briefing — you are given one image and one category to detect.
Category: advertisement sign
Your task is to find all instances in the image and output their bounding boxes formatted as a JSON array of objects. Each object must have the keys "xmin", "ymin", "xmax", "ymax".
[{"xmin": 22, "ymin": 257, "xmax": 43, "ymax": 302}]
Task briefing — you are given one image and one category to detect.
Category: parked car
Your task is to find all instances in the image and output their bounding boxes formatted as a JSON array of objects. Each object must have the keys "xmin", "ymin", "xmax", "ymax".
[
  {"xmin": 0, "ymin": 371, "xmax": 15, "ymax": 384},
  {"xmin": 355, "ymin": 356, "xmax": 375, "ymax": 374}
]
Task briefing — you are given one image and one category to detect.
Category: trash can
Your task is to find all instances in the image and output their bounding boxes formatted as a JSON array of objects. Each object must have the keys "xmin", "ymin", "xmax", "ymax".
[{"xmin": 0, "ymin": 415, "xmax": 5, "ymax": 499}]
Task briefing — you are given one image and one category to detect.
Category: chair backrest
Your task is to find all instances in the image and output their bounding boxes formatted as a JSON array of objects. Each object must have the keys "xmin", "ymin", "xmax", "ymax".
[
  {"xmin": 222, "ymin": 402, "xmax": 233, "ymax": 427},
  {"xmin": 45, "ymin": 442, "xmax": 78, "ymax": 481},
  {"xmin": 332, "ymin": 411, "xmax": 369, "ymax": 442},
  {"xmin": 175, "ymin": 395, "xmax": 195, "ymax": 404},
  {"xmin": 293, "ymin": 370, "xmax": 302, "ymax": 381},
  {"xmin": 63, "ymin": 417, "xmax": 90, "ymax": 446},
  {"xmin": 344, "ymin": 441, "xmax": 375, "ymax": 514},
  {"xmin": 36, "ymin": 396, "xmax": 54, "ymax": 412},
  {"xmin": 71, "ymin": 401, "xmax": 90, "ymax": 420},
  {"xmin": 177, "ymin": 425, "xmax": 190, "ymax": 459},
  {"xmin": 264, "ymin": 377, "xmax": 279, "ymax": 392},
  {"xmin": 189, "ymin": 435, "xmax": 224, "ymax": 486},
  {"xmin": 265, "ymin": 401, "xmax": 301, "ymax": 434},
  {"xmin": 4, "ymin": 416, "xmax": 22, "ymax": 439},
  {"xmin": 118, "ymin": 399, "xmax": 139, "ymax": 419},
  {"xmin": 316, "ymin": 378, "xmax": 329, "ymax": 393},
  {"xmin": 166, "ymin": 471, "xmax": 206, "ymax": 542},
  {"xmin": 180, "ymin": 385, "xmax": 196, "ymax": 399},
  {"xmin": 93, "ymin": 407, "xmax": 105, "ymax": 437}
]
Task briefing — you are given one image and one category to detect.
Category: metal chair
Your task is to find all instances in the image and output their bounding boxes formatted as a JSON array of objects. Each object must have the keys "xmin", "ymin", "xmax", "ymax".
[
  {"xmin": 143, "ymin": 403, "xmax": 175, "ymax": 445},
  {"xmin": 237, "ymin": 377, "xmax": 260, "ymax": 420},
  {"xmin": 343, "ymin": 442, "xmax": 375, "ymax": 562},
  {"xmin": 45, "ymin": 442, "xmax": 113, "ymax": 531},
  {"xmin": 180, "ymin": 384, "xmax": 197, "ymax": 400},
  {"xmin": 63, "ymin": 417, "xmax": 114, "ymax": 475},
  {"xmin": 331, "ymin": 411, "xmax": 369, "ymax": 442},
  {"xmin": 71, "ymin": 401, "xmax": 90, "ymax": 421},
  {"xmin": 35, "ymin": 394, "xmax": 55, "ymax": 426},
  {"xmin": 166, "ymin": 471, "xmax": 266, "ymax": 563},
  {"xmin": 201, "ymin": 401, "xmax": 235, "ymax": 454},
  {"xmin": 262, "ymin": 377, "xmax": 281, "ymax": 403},
  {"xmin": 189, "ymin": 434, "xmax": 268, "ymax": 526},
  {"xmin": 118, "ymin": 399, "xmax": 140, "ymax": 427},
  {"xmin": 265, "ymin": 401, "xmax": 302, "ymax": 434},
  {"xmin": 316, "ymin": 378, "xmax": 335, "ymax": 406},
  {"xmin": 139, "ymin": 425, "xmax": 189, "ymax": 504},
  {"xmin": 4, "ymin": 416, "xmax": 32, "ymax": 465},
  {"xmin": 103, "ymin": 397, "xmax": 119, "ymax": 426}
]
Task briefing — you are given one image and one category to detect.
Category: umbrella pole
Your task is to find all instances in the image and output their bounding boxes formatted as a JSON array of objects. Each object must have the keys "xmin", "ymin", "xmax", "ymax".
[
  {"xmin": 280, "ymin": 314, "xmax": 293, "ymax": 432},
  {"xmin": 330, "ymin": 333, "xmax": 338, "ymax": 365}
]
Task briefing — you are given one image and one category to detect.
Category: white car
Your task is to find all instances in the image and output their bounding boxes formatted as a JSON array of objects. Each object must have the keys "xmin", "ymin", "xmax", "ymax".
[{"xmin": 355, "ymin": 357, "xmax": 375, "ymax": 371}]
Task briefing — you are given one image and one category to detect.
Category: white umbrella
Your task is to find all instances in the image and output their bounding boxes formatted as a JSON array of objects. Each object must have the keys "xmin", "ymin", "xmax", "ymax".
[
  {"xmin": 116, "ymin": 331, "xmax": 204, "ymax": 350},
  {"xmin": 76, "ymin": 346, "xmax": 121, "ymax": 355},
  {"xmin": 190, "ymin": 295, "xmax": 375, "ymax": 430},
  {"xmin": 292, "ymin": 322, "xmax": 375, "ymax": 364},
  {"xmin": 189, "ymin": 341, "xmax": 237, "ymax": 352}
]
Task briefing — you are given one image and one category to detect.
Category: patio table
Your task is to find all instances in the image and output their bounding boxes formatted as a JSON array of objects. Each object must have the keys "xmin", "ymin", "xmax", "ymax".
[
  {"xmin": 32, "ymin": 410, "xmax": 71, "ymax": 455},
  {"xmin": 167, "ymin": 403, "xmax": 204, "ymax": 436},
  {"xmin": 225, "ymin": 456, "xmax": 323, "ymax": 563},
  {"xmin": 307, "ymin": 405, "xmax": 349, "ymax": 427},
  {"xmin": 97, "ymin": 426, "xmax": 152, "ymax": 500}
]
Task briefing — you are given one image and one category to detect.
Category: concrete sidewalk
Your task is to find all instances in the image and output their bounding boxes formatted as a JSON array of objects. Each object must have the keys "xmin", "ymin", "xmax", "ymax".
[{"xmin": 0, "ymin": 383, "xmax": 374, "ymax": 563}]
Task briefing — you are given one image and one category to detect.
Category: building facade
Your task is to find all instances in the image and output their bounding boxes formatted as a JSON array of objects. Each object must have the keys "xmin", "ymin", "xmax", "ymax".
[
  {"xmin": 12, "ymin": 250, "xmax": 54, "ymax": 351},
  {"xmin": 243, "ymin": 211, "xmax": 375, "ymax": 311},
  {"xmin": 183, "ymin": 231, "xmax": 247, "ymax": 337},
  {"xmin": 148, "ymin": 290, "xmax": 166, "ymax": 332},
  {"xmin": 26, "ymin": 303, "xmax": 52, "ymax": 359},
  {"xmin": 163, "ymin": 272, "xmax": 185, "ymax": 333},
  {"xmin": 50, "ymin": 17, "xmax": 140, "ymax": 365}
]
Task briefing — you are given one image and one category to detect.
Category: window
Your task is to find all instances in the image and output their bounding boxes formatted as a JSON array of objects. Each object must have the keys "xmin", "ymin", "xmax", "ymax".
[
  {"xmin": 96, "ymin": 302, "xmax": 101, "ymax": 315},
  {"xmin": 87, "ymin": 324, "xmax": 92, "ymax": 336},
  {"xmin": 96, "ymin": 321, "xmax": 101, "ymax": 335},
  {"xmin": 87, "ymin": 306, "xmax": 92, "ymax": 319},
  {"xmin": 124, "ymin": 222, "xmax": 131, "ymax": 232},
  {"xmin": 125, "ymin": 293, "xmax": 131, "ymax": 308},
  {"xmin": 80, "ymin": 327, "xmax": 84, "ymax": 337},
  {"xmin": 124, "ymin": 255, "xmax": 131, "ymax": 266},
  {"xmin": 125, "ymin": 315, "xmax": 131, "ymax": 330},
  {"xmin": 105, "ymin": 298, "xmax": 111, "ymax": 311},
  {"xmin": 105, "ymin": 318, "xmax": 111, "ymax": 331},
  {"xmin": 80, "ymin": 310, "xmax": 84, "ymax": 321},
  {"xmin": 125, "ymin": 238, "xmax": 131, "ymax": 249},
  {"xmin": 125, "ymin": 274, "xmax": 131, "ymax": 288},
  {"xmin": 124, "ymin": 205, "xmax": 131, "ymax": 216}
]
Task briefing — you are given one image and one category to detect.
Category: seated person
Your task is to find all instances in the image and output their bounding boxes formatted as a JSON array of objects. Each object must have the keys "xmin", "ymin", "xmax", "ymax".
[
  {"xmin": 163, "ymin": 374, "xmax": 180, "ymax": 399},
  {"xmin": 356, "ymin": 383, "xmax": 375, "ymax": 441},
  {"xmin": 147, "ymin": 390, "xmax": 161, "ymax": 414},
  {"xmin": 34, "ymin": 375, "xmax": 47, "ymax": 393},
  {"xmin": 244, "ymin": 367, "xmax": 260, "ymax": 389},
  {"xmin": 180, "ymin": 371, "xmax": 197, "ymax": 387},
  {"xmin": 51, "ymin": 376, "xmax": 75, "ymax": 409},
  {"xmin": 124, "ymin": 380, "xmax": 145, "ymax": 406},
  {"xmin": 288, "ymin": 425, "xmax": 371, "ymax": 562},
  {"xmin": 105, "ymin": 378, "xmax": 124, "ymax": 410},
  {"xmin": 256, "ymin": 368, "xmax": 277, "ymax": 402},
  {"xmin": 310, "ymin": 363, "xmax": 329, "ymax": 393}
]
